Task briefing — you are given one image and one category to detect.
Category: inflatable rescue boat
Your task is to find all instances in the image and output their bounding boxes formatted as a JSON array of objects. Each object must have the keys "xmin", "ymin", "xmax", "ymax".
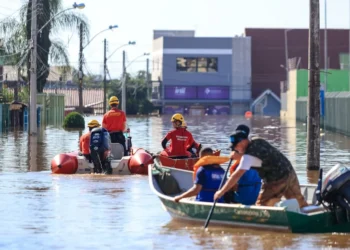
[{"xmin": 51, "ymin": 146, "xmax": 154, "ymax": 175}]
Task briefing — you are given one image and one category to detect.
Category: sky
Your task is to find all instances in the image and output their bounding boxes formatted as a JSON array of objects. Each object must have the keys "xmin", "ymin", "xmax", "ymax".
[{"xmin": 2, "ymin": 0, "xmax": 350, "ymax": 79}]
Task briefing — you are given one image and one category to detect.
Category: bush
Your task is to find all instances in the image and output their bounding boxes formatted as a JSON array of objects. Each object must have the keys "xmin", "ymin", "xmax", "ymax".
[{"xmin": 63, "ymin": 112, "xmax": 85, "ymax": 129}]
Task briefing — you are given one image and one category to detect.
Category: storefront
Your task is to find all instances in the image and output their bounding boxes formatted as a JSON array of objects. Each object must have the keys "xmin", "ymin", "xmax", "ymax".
[{"xmin": 163, "ymin": 86, "xmax": 230, "ymax": 115}]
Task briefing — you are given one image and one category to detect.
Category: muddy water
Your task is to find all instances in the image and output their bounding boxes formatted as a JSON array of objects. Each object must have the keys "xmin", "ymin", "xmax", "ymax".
[{"xmin": 0, "ymin": 115, "xmax": 349, "ymax": 249}]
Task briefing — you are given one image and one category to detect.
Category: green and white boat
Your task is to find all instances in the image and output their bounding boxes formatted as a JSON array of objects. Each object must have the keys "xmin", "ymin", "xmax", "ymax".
[{"xmin": 148, "ymin": 164, "xmax": 350, "ymax": 234}]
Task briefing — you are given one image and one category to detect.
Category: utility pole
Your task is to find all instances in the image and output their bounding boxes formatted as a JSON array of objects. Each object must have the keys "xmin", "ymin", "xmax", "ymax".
[
  {"xmin": 29, "ymin": 0, "xmax": 38, "ymax": 135},
  {"xmin": 78, "ymin": 23, "xmax": 83, "ymax": 113},
  {"xmin": 103, "ymin": 38, "xmax": 107, "ymax": 113},
  {"xmin": 146, "ymin": 58, "xmax": 150, "ymax": 100},
  {"xmin": 121, "ymin": 50, "xmax": 126, "ymax": 112},
  {"xmin": 14, "ymin": 67, "xmax": 20, "ymax": 127},
  {"xmin": 323, "ymin": 0, "xmax": 327, "ymax": 133},
  {"xmin": 284, "ymin": 29, "xmax": 289, "ymax": 88},
  {"xmin": 307, "ymin": 0, "xmax": 321, "ymax": 170}
]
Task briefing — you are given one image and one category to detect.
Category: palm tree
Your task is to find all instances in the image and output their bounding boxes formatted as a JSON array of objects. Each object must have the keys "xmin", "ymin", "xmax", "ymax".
[{"xmin": 0, "ymin": 0, "xmax": 89, "ymax": 92}]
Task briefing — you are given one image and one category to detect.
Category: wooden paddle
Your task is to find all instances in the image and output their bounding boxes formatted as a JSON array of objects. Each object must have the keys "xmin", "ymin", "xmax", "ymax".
[{"xmin": 204, "ymin": 158, "xmax": 233, "ymax": 229}]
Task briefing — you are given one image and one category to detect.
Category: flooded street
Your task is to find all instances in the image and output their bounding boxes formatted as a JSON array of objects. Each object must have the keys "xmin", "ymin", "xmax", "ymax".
[{"xmin": 1, "ymin": 115, "xmax": 350, "ymax": 249}]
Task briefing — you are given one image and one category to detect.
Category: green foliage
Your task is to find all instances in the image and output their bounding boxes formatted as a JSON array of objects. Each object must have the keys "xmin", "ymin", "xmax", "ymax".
[
  {"xmin": 63, "ymin": 111, "xmax": 85, "ymax": 129},
  {"xmin": 107, "ymin": 70, "xmax": 154, "ymax": 115},
  {"xmin": 18, "ymin": 86, "xmax": 29, "ymax": 103},
  {"xmin": 0, "ymin": 0, "xmax": 90, "ymax": 93},
  {"xmin": 1, "ymin": 88, "xmax": 14, "ymax": 103}
]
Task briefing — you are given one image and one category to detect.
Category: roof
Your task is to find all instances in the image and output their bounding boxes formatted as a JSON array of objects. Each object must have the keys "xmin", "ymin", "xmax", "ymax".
[{"xmin": 250, "ymin": 89, "xmax": 281, "ymax": 110}]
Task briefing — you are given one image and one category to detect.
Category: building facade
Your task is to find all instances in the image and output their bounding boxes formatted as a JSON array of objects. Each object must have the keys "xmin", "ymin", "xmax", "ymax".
[
  {"xmin": 245, "ymin": 28, "xmax": 350, "ymax": 99},
  {"xmin": 151, "ymin": 30, "xmax": 252, "ymax": 115}
]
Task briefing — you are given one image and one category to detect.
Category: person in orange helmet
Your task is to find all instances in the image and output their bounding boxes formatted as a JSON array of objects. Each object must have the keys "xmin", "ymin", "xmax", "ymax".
[
  {"xmin": 102, "ymin": 96, "xmax": 128, "ymax": 155},
  {"xmin": 79, "ymin": 119, "xmax": 101, "ymax": 160},
  {"xmin": 161, "ymin": 113, "xmax": 195, "ymax": 159}
]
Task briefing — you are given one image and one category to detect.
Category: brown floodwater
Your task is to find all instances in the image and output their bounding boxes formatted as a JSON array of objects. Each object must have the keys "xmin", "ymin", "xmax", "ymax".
[{"xmin": 0, "ymin": 115, "xmax": 349, "ymax": 249}]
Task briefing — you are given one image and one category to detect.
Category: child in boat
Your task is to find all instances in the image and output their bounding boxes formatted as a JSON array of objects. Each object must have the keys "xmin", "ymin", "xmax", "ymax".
[
  {"xmin": 174, "ymin": 147, "xmax": 225, "ymax": 203},
  {"xmin": 224, "ymin": 125, "xmax": 262, "ymax": 205},
  {"xmin": 161, "ymin": 113, "xmax": 195, "ymax": 159}
]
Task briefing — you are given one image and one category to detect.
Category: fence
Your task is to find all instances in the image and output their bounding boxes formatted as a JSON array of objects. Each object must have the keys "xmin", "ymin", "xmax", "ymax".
[{"xmin": 296, "ymin": 92, "xmax": 350, "ymax": 136}]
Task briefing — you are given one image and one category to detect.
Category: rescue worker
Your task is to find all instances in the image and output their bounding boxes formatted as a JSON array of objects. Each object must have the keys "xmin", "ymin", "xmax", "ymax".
[
  {"xmin": 174, "ymin": 147, "xmax": 225, "ymax": 203},
  {"xmin": 161, "ymin": 113, "xmax": 195, "ymax": 159},
  {"xmin": 182, "ymin": 121, "xmax": 202, "ymax": 157},
  {"xmin": 214, "ymin": 125, "xmax": 308, "ymax": 208},
  {"xmin": 102, "ymin": 96, "xmax": 127, "ymax": 155},
  {"xmin": 79, "ymin": 119, "xmax": 101, "ymax": 160}
]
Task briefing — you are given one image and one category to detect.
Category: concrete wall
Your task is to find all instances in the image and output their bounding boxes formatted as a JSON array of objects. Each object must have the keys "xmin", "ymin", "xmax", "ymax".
[
  {"xmin": 231, "ymin": 37, "xmax": 252, "ymax": 100},
  {"xmin": 280, "ymin": 70, "xmax": 298, "ymax": 118}
]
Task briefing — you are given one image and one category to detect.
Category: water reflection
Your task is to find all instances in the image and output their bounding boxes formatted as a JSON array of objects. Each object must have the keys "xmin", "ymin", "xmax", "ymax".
[
  {"xmin": 1, "ymin": 116, "xmax": 350, "ymax": 249},
  {"xmin": 161, "ymin": 220, "xmax": 350, "ymax": 250}
]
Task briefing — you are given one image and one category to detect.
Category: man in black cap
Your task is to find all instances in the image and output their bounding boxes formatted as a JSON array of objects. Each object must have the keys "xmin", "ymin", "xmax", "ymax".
[{"xmin": 214, "ymin": 124, "xmax": 308, "ymax": 208}]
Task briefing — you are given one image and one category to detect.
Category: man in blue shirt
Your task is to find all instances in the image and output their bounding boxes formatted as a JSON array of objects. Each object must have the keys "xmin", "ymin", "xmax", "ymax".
[{"xmin": 174, "ymin": 147, "xmax": 225, "ymax": 203}]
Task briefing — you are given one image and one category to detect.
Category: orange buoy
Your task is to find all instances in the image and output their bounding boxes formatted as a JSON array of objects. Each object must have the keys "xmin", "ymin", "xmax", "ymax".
[
  {"xmin": 245, "ymin": 111, "xmax": 253, "ymax": 118},
  {"xmin": 51, "ymin": 152, "xmax": 78, "ymax": 174},
  {"xmin": 128, "ymin": 148, "xmax": 153, "ymax": 175}
]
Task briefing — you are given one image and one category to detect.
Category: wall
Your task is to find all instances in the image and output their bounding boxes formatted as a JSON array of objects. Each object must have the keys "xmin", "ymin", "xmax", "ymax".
[
  {"xmin": 296, "ymin": 92, "xmax": 350, "ymax": 136},
  {"xmin": 245, "ymin": 28, "xmax": 350, "ymax": 99},
  {"xmin": 231, "ymin": 37, "xmax": 252, "ymax": 100},
  {"xmin": 160, "ymin": 37, "xmax": 233, "ymax": 86},
  {"xmin": 280, "ymin": 70, "xmax": 298, "ymax": 118},
  {"xmin": 297, "ymin": 69, "xmax": 350, "ymax": 97}
]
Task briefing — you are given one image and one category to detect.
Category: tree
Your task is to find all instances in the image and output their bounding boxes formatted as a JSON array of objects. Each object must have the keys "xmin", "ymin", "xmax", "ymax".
[
  {"xmin": 107, "ymin": 70, "xmax": 154, "ymax": 115},
  {"xmin": 0, "ymin": 0, "xmax": 89, "ymax": 92}
]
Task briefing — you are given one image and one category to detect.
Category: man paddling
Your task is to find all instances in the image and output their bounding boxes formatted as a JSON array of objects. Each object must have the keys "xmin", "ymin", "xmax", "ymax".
[
  {"xmin": 174, "ymin": 147, "xmax": 225, "ymax": 203},
  {"xmin": 214, "ymin": 125, "xmax": 308, "ymax": 208}
]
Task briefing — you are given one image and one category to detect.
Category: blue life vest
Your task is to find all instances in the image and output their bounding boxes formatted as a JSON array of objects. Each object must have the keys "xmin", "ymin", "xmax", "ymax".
[
  {"xmin": 232, "ymin": 169, "xmax": 262, "ymax": 205},
  {"xmin": 196, "ymin": 165, "xmax": 225, "ymax": 203}
]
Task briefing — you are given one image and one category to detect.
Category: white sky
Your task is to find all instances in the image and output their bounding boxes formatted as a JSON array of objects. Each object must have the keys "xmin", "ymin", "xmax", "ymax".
[{"xmin": 2, "ymin": 0, "xmax": 350, "ymax": 79}]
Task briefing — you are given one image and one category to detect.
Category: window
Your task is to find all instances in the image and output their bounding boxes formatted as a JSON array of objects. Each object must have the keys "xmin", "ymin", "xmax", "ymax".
[
  {"xmin": 176, "ymin": 57, "xmax": 218, "ymax": 72},
  {"xmin": 197, "ymin": 57, "xmax": 208, "ymax": 72}
]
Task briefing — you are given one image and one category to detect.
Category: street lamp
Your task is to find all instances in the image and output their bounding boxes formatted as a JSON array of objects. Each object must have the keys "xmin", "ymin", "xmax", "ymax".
[
  {"xmin": 82, "ymin": 25, "xmax": 118, "ymax": 50},
  {"xmin": 126, "ymin": 53, "xmax": 150, "ymax": 69},
  {"xmin": 121, "ymin": 52, "xmax": 150, "ymax": 112},
  {"xmin": 78, "ymin": 24, "xmax": 118, "ymax": 113},
  {"xmin": 103, "ymin": 41, "xmax": 136, "ymax": 113},
  {"xmin": 107, "ymin": 41, "xmax": 136, "ymax": 60},
  {"xmin": 29, "ymin": 2, "xmax": 85, "ymax": 136},
  {"xmin": 37, "ymin": 2, "xmax": 85, "ymax": 34}
]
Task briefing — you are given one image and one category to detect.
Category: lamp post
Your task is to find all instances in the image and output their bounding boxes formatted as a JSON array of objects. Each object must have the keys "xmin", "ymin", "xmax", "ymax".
[
  {"xmin": 29, "ymin": 2, "xmax": 85, "ymax": 136},
  {"xmin": 107, "ymin": 41, "xmax": 136, "ymax": 60},
  {"xmin": 78, "ymin": 24, "xmax": 118, "ymax": 113},
  {"xmin": 283, "ymin": 29, "xmax": 293, "ymax": 90},
  {"xmin": 103, "ymin": 41, "xmax": 136, "ymax": 113},
  {"xmin": 121, "ymin": 52, "xmax": 150, "ymax": 112}
]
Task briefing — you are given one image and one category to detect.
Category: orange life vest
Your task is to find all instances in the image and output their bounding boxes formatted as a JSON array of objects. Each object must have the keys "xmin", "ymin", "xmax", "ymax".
[{"xmin": 192, "ymin": 155, "xmax": 230, "ymax": 180}]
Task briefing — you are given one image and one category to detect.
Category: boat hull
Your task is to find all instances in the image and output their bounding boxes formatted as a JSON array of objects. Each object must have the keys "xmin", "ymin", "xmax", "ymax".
[
  {"xmin": 155, "ymin": 150, "xmax": 221, "ymax": 171},
  {"xmin": 148, "ymin": 165, "xmax": 350, "ymax": 233}
]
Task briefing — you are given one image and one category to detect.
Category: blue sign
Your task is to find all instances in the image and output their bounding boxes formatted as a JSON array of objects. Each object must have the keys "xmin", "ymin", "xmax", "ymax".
[{"xmin": 320, "ymin": 89, "xmax": 325, "ymax": 117}]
